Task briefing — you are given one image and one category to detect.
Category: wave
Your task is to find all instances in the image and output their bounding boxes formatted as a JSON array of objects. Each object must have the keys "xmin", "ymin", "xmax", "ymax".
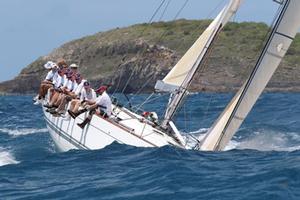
[
  {"xmin": 185, "ymin": 127, "xmax": 300, "ymax": 152},
  {"xmin": 188, "ymin": 128, "xmax": 209, "ymax": 134},
  {"xmin": 0, "ymin": 128, "xmax": 48, "ymax": 137},
  {"xmin": 233, "ymin": 130, "xmax": 300, "ymax": 152},
  {"xmin": 0, "ymin": 148, "xmax": 19, "ymax": 167}
]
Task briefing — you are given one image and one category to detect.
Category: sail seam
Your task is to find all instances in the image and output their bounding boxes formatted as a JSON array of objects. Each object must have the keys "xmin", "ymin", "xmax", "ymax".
[
  {"xmin": 233, "ymin": 115, "xmax": 244, "ymax": 121},
  {"xmin": 275, "ymin": 31, "xmax": 294, "ymax": 40}
]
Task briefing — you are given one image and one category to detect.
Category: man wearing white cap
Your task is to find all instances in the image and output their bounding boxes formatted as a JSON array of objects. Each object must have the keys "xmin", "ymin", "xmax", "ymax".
[{"xmin": 34, "ymin": 61, "xmax": 58, "ymax": 104}]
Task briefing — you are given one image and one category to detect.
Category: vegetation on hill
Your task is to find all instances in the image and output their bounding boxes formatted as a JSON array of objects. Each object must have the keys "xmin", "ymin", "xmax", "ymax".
[{"xmin": 1, "ymin": 19, "xmax": 300, "ymax": 94}]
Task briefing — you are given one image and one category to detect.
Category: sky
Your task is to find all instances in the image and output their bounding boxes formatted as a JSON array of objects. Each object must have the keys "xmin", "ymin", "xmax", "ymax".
[{"xmin": 0, "ymin": 0, "xmax": 279, "ymax": 82}]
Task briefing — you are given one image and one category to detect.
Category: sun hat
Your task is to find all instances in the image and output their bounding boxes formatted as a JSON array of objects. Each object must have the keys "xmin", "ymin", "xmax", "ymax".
[
  {"xmin": 51, "ymin": 62, "xmax": 58, "ymax": 69},
  {"xmin": 44, "ymin": 61, "xmax": 54, "ymax": 69},
  {"xmin": 70, "ymin": 63, "xmax": 78, "ymax": 68}
]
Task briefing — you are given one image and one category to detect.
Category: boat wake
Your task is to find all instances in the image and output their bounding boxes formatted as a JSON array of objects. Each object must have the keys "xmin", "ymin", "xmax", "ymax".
[
  {"xmin": 186, "ymin": 128, "xmax": 300, "ymax": 152},
  {"xmin": 0, "ymin": 128, "xmax": 48, "ymax": 137},
  {"xmin": 234, "ymin": 130, "xmax": 300, "ymax": 152},
  {"xmin": 0, "ymin": 148, "xmax": 19, "ymax": 167}
]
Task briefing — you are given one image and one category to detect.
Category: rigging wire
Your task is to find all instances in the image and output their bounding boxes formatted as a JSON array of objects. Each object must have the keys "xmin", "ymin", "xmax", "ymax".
[
  {"xmin": 127, "ymin": 0, "xmax": 191, "ymax": 112},
  {"xmin": 121, "ymin": 67, "xmax": 135, "ymax": 94},
  {"xmin": 112, "ymin": 61, "xmax": 126, "ymax": 96},
  {"xmin": 166, "ymin": 0, "xmax": 237, "ymax": 124},
  {"xmin": 174, "ymin": 0, "xmax": 189, "ymax": 20},
  {"xmin": 155, "ymin": 0, "xmax": 190, "ymax": 44},
  {"xmin": 133, "ymin": 73, "xmax": 156, "ymax": 96},
  {"xmin": 159, "ymin": 0, "xmax": 172, "ymax": 21},
  {"xmin": 120, "ymin": 0, "xmax": 167, "ymax": 98},
  {"xmin": 148, "ymin": 0, "xmax": 167, "ymax": 24},
  {"xmin": 139, "ymin": 0, "xmax": 167, "ymax": 37},
  {"xmin": 194, "ymin": 1, "xmax": 285, "ymax": 128},
  {"xmin": 133, "ymin": 93, "xmax": 155, "ymax": 113},
  {"xmin": 133, "ymin": 92, "xmax": 170, "ymax": 113}
]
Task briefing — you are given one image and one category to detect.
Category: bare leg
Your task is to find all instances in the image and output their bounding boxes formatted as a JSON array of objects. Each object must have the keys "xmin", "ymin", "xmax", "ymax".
[
  {"xmin": 69, "ymin": 100, "xmax": 76, "ymax": 111},
  {"xmin": 57, "ymin": 95, "xmax": 68, "ymax": 112},
  {"xmin": 73, "ymin": 100, "xmax": 81, "ymax": 113},
  {"xmin": 54, "ymin": 94, "xmax": 64, "ymax": 107},
  {"xmin": 49, "ymin": 92, "xmax": 60, "ymax": 106}
]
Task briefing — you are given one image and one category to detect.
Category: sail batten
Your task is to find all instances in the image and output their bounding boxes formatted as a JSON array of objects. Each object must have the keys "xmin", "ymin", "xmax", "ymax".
[{"xmin": 199, "ymin": 0, "xmax": 300, "ymax": 151}]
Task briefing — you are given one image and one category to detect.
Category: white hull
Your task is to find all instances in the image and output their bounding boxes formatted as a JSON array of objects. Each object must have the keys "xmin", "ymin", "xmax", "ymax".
[{"xmin": 43, "ymin": 105, "xmax": 185, "ymax": 151}]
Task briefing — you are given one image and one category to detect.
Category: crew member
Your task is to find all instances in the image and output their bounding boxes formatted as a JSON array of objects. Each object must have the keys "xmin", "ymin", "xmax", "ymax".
[
  {"xmin": 77, "ymin": 85, "xmax": 112, "ymax": 129},
  {"xmin": 34, "ymin": 61, "xmax": 58, "ymax": 104},
  {"xmin": 68, "ymin": 81, "xmax": 96, "ymax": 119}
]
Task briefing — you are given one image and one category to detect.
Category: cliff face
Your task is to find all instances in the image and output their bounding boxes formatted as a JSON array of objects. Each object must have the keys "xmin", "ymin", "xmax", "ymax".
[{"xmin": 1, "ymin": 19, "xmax": 300, "ymax": 94}]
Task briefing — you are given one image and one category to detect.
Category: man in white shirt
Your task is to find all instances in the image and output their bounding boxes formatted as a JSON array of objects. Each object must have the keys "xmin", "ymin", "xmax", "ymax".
[
  {"xmin": 77, "ymin": 85, "xmax": 112, "ymax": 129},
  {"xmin": 68, "ymin": 81, "xmax": 96, "ymax": 119},
  {"xmin": 46, "ymin": 71, "xmax": 73, "ymax": 109},
  {"xmin": 44, "ymin": 68, "xmax": 65, "ymax": 107},
  {"xmin": 74, "ymin": 75, "xmax": 87, "ymax": 97},
  {"xmin": 95, "ymin": 86, "xmax": 112, "ymax": 117},
  {"xmin": 53, "ymin": 72, "xmax": 78, "ymax": 114},
  {"xmin": 35, "ymin": 62, "xmax": 58, "ymax": 104}
]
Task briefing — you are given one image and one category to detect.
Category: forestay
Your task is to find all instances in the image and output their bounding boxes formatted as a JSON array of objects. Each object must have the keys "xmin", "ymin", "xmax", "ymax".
[{"xmin": 199, "ymin": 0, "xmax": 300, "ymax": 151}]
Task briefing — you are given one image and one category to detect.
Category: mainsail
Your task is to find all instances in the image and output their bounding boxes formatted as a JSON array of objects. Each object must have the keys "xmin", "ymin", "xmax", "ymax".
[
  {"xmin": 199, "ymin": 0, "xmax": 300, "ymax": 151},
  {"xmin": 155, "ymin": 0, "xmax": 242, "ymax": 128}
]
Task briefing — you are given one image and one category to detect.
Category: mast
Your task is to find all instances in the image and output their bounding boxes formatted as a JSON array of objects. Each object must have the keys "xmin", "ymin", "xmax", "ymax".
[
  {"xmin": 156, "ymin": 0, "xmax": 242, "ymax": 129},
  {"xmin": 199, "ymin": 0, "xmax": 300, "ymax": 151}
]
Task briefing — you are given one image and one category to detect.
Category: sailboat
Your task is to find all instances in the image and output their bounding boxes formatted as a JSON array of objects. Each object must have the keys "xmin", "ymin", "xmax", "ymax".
[{"xmin": 42, "ymin": 0, "xmax": 300, "ymax": 152}]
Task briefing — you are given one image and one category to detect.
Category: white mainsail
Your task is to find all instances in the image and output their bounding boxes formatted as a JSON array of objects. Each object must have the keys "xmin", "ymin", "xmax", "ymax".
[
  {"xmin": 199, "ymin": 0, "xmax": 300, "ymax": 151},
  {"xmin": 156, "ymin": 0, "xmax": 242, "ymax": 128}
]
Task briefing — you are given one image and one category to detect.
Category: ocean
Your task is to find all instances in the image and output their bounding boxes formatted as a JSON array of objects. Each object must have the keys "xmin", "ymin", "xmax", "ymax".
[{"xmin": 0, "ymin": 93, "xmax": 300, "ymax": 199}]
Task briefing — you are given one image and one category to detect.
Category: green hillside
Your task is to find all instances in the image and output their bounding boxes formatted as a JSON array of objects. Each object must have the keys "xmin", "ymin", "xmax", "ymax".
[{"xmin": 1, "ymin": 19, "xmax": 300, "ymax": 94}]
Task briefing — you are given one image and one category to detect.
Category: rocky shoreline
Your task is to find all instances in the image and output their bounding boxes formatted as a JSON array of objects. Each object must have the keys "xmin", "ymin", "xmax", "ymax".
[{"xmin": 1, "ymin": 19, "xmax": 300, "ymax": 94}]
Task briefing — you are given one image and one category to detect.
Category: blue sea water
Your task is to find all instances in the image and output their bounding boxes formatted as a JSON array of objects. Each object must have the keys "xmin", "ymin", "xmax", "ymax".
[{"xmin": 1, "ymin": 93, "xmax": 300, "ymax": 199}]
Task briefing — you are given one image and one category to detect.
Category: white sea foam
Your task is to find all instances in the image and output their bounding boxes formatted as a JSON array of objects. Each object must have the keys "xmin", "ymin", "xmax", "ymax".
[
  {"xmin": 185, "ymin": 127, "xmax": 300, "ymax": 152},
  {"xmin": 234, "ymin": 130, "xmax": 300, "ymax": 152},
  {"xmin": 188, "ymin": 128, "xmax": 209, "ymax": 135},
  {"xmin": 0, "ymin": 128, "xmax": 48, "ymax": 137},
  {"xmin": 0, "ymin": 148, "xmax": 19, "ymax": 167}
]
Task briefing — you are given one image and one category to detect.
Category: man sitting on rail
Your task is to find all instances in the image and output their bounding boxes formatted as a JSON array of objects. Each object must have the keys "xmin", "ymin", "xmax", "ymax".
[
  {"xmin": 47, "ymin": 71, "xmax": 76, "ymax": 114},
  {"xmin": 51, "ymin": 72, "xmax": 79, "ymax": 115},
  {"xmin": 34, "ymin": 61, "xmax": 58, "ymax": 105},
  {"xmin": 56, "ymin": 73, "xmax": 88, "ymax": 116},
  {"xmin": 44, "ymin": 68, "xmax": 66, "ymax": 105},
  {"xmin": 77, "ymin": 85, "xmax": 112, "ymax": 129},
  {"xmin": 68, "ymin": 81, "xmax": 97, "ymax": 119}
]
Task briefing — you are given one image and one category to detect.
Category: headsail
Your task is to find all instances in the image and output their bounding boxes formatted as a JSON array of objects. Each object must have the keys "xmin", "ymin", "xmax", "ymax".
[
  {"xmin": 155, "ymin": 0, "xmax": 242, "ymax": 92},
  {"xmin": 156, "ymin": 0, "xmax": 242, "ymax": 128},
  {"xmin": 199, "ymin": 0, "xmax": 300, "ymax": 151}
]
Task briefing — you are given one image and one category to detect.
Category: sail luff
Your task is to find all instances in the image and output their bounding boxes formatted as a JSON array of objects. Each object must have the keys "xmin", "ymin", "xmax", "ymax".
[
  {"xmin": 159, "ymin": 0, "xmax": 242, "ymax": 128},
  {"xmin": 156, "ymin": 0, "xmax": 242, "ymax": 91},
  {"xmin": 199, "ymin": 0, "xmax": 300, "ymax": 151}
]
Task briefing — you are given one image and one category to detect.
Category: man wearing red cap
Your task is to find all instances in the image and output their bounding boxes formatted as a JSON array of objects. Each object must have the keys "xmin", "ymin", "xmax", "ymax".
[{"xmin": 77, "ymin": 85, "xmax": 112, "ymax": 129}]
